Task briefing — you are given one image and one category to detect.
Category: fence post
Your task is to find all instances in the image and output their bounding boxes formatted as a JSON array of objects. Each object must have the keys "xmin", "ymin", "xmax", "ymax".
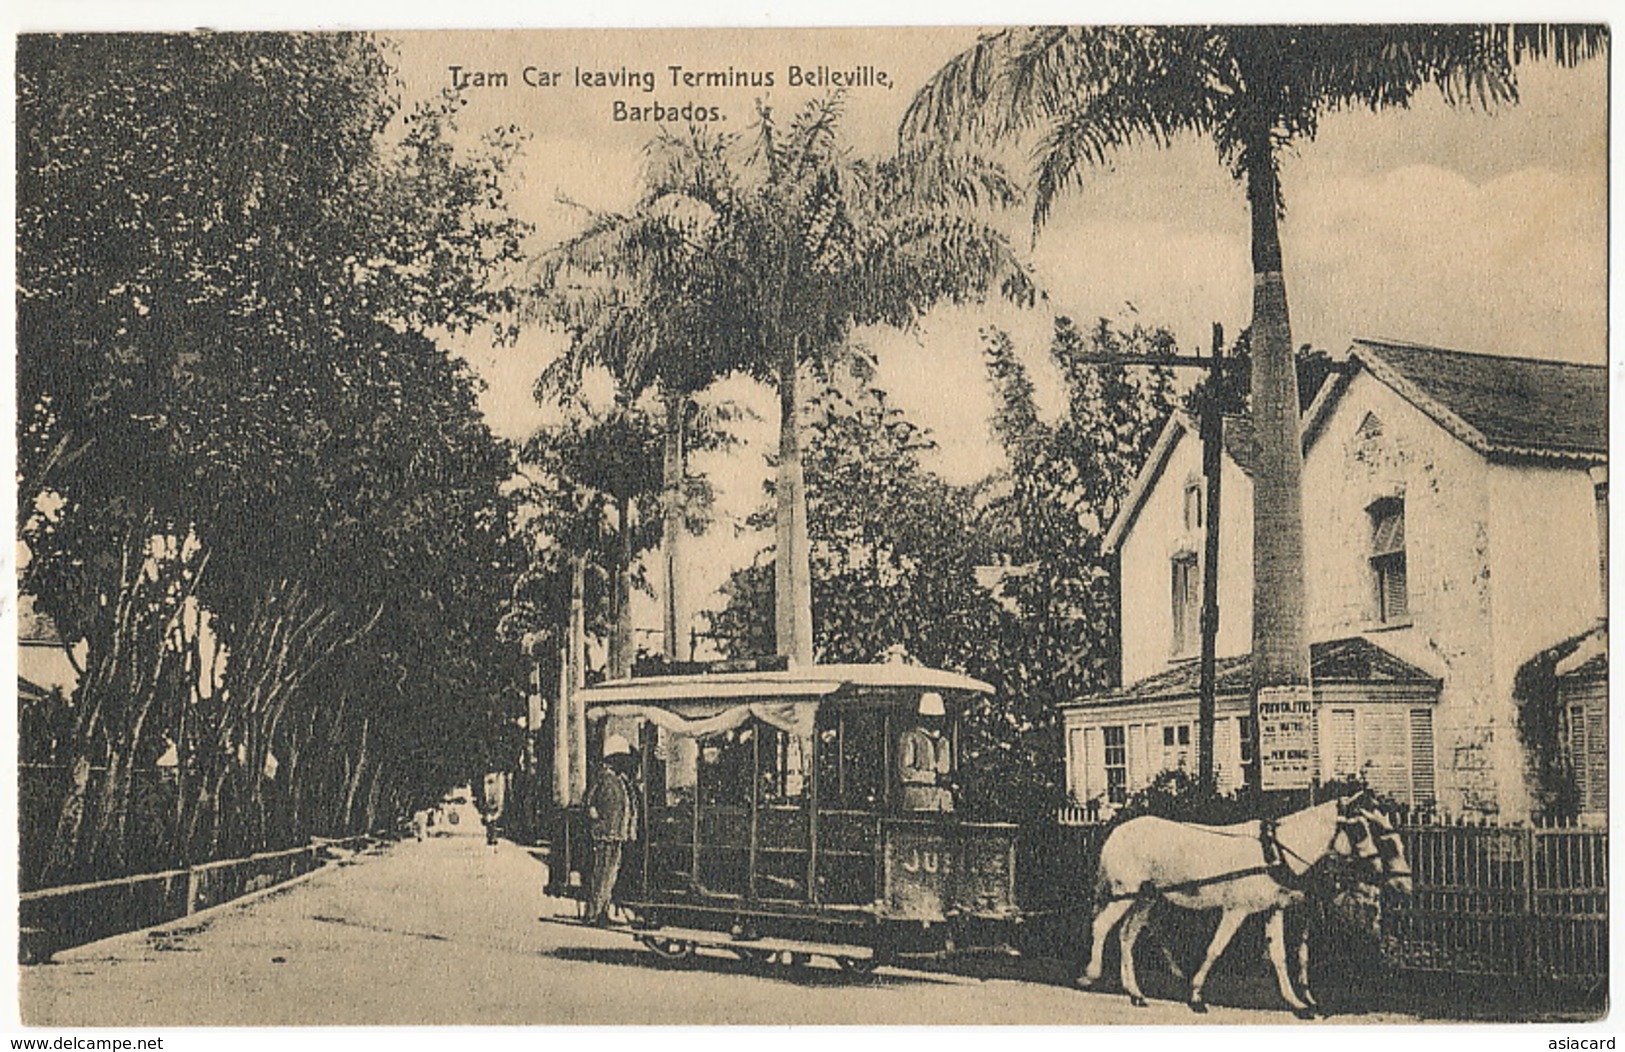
[
  {"xmin": 184, "ymin": 865, "xmax": 199, "ymax": 916},
  {"xmin": 1520, "ymin": 823, "xmax": 1538, "ymax": 981}
]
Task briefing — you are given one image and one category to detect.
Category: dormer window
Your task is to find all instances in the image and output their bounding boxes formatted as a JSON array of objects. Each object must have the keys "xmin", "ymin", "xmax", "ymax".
[
  {"xmin": 1182, "ymin": 479, "xmax": 1203, "ymax": 532},
  {"xmin": 1369, "ymin": 497, "xmax": 1408, "ymax": 624}
]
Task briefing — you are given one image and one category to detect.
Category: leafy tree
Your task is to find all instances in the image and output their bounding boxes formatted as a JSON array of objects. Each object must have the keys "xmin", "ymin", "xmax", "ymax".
[
  {"xmin": 905, "ymin": 24, "xmax": 1607, "ymax": 754},
  {"xmin": 527, "ymin": 132, "xmax": 761, "ymax": 661},
  {"xmin": 708, "ymin": 349, "xmax": 1000, "ymax": 670},
  {"xmin": 18, "ymin": 32, "xmax": 529, "ymax": 880}
]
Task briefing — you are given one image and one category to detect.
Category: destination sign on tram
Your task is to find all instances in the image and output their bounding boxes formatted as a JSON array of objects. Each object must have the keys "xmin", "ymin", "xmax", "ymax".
[{"xmin": 1257, "ymin": 687, "xmax": 1314, "ymax": 790}]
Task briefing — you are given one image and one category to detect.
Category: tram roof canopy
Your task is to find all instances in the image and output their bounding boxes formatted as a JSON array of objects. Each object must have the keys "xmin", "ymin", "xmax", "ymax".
[{"xmin": 577, "ymin": 663, "xmax": 993, "ymax": 708}]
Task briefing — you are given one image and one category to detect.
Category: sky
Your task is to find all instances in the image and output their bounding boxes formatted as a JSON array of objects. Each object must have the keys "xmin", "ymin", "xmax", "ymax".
[{"xmin": 381, "ymin": 27, "xmax": 1610, "ymax": 635}]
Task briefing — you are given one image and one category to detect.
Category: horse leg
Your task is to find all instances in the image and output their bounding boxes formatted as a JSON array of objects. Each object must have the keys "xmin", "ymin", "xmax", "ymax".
[
  {"xmin": 1187, "ymin": 906, "xmax": 1248, "ymax": 1013},
  {"xmin": 1118, "ymin": 898, "xmax": 1155, "ymax": 1007},
  {"xmin": 1292, "ymin": 910, "xmax": 1317, "ymax": 1009},
  {"xmin": 1077, "ymin": 897, "xmax": 1136, "ymax": 989},
  {"xmin": 1265, "ymin": 907, "xmax": 1314, "ymax": 1018},
  {"xmin": 1144, "ymin": 908, "xmax": 1187, "ymax": 981}
]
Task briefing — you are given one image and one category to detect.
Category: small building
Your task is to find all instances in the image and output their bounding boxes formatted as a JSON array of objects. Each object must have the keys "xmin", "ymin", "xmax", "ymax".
[{"xmin": 1060, "ymin": 339, "xmax": 1607, "ymax": 821}]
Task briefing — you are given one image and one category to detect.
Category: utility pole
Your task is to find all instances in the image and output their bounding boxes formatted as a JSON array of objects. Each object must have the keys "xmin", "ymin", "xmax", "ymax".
[
  {"xmin": 1074, "ymin": 325, "xmax": 1230, "ymax": 791},
  {"xmin": 1196, "ymin": 325, "xmax": 1225, "ymax": 790}
]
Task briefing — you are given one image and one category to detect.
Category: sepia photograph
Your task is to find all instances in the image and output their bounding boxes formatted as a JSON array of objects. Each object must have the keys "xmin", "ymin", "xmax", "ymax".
[{"xmin": 9, "ymin": 11, "xmax": 1612, "ymax": 1038}]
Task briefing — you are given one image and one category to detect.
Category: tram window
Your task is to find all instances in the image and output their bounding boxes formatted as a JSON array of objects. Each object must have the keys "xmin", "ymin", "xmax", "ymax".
[
  {"xmin": 816, "ymin": 707, "xmax": 886, "ymax": 810},
  {"xmin": 697, "ymin": 727, "xmax": 754, "ymax": 807},
  {"xmin": 760, "ymin": 725, "xmax": 811, "ymax": 804},
  {"xmin": 655, "ymin": 726, "xmax": 698, "ymax": 806}
]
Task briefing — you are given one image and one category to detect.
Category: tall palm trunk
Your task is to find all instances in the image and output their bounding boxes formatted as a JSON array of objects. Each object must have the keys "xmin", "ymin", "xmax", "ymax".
[
  {"xmin": 610, "ymin": 496, "xmax": 635, "ymax": 678},
  {"xmin": 661, "ymin": 385, "xmax": 686, "ymax": 662},
  {"xmin": 774, "ymin": 333, "xmax": 814, "ymax": 667},
  {"xmin": 1245, "ymin": 139, "xmax": 1312, "ymax": 789}
]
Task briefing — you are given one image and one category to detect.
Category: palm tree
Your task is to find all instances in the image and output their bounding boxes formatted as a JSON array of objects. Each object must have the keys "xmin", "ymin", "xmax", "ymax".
[
  {"xmin": 903, "ymin": 25, "xmax": 1605, "ymax": 780},
  {"xmin": 530, "ymin": 135, "xmax": 755, "ymax": 664},
  {"xmin": 701, "ymin": 96, "xmax": 1035, "ymax": 665}
]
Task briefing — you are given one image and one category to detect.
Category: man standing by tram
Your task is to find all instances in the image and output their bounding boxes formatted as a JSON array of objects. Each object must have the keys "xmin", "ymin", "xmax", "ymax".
[
  {"xmin": 585, "ymin": 733, "xmax": 639, "ymax": 926},
  {"xmin": 898, "ymin": 692, "xmax": 954, "ymax": 812}
]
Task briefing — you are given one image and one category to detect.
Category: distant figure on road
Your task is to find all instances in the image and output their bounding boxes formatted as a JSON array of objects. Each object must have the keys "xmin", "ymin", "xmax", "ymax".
[
  {"xmin": 412, "ymin": 809, "xmax": 429, "ymax": 841},
  {"xmin": 585, "ymin": 734, "xmax": 639, "ymax": 926},
  {"xmin": 898, "ymin": 692, "xmax": 954, "ymax": 812}
]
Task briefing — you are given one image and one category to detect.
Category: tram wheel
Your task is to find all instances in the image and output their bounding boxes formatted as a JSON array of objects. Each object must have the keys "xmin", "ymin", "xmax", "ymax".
[
  {"xmin": 836, "ymin": 955, "xmax": 879, "ymax": 975},
  {"xmin": 646, "ymin": 938, "xmax": 695, "ymax": 962},
  {"xmin": 732, "ymin": 947, "xmax": 775, "ymax": 965}
]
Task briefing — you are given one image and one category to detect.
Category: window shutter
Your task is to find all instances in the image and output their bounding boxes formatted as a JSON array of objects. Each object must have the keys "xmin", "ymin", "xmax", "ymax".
[
  {"xmin": 1326, "ymin": 708, "xmax": 1357, "ymax": 779},
  {"xmin": 1215, "ymin": 718, "xmax": 1238, "ymax": 792},
  {"xmin": 1362, "ymin": 708, "xmax": 1410, "ymax": 803},
  {"xmin": 1409, "ymin": 709, "xmax": 1436, "ymax": 808},
  {"xmin": 1083, "ymin": 727, "xmax": 1105, "ymax": 804},
  {"xmin": 1584, "ymin": 701, "xmax": 1607, "ymax": 815},
  {"xmin": 1067, "ymin": 727, "xmax": 1087, "ymax": 800},
  {"xmin": 1382, "ymin": 556, "xmax": 1409, "ymax": 619}
]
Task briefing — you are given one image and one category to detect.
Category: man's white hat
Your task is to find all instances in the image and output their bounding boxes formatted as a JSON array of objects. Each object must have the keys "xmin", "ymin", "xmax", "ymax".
[
  {"xmin": 603, "ymin": 733, "xmax": 632, "ymax": 757},
  {"xmin": 918, "ymin": 692, "xmax": 946, "ymax": 717}
]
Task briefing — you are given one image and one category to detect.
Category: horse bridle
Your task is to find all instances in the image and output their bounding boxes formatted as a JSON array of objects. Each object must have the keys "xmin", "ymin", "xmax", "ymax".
[{"xmin": 1332, "ymin": 798, "xmax": 1412, "ymax": 888}]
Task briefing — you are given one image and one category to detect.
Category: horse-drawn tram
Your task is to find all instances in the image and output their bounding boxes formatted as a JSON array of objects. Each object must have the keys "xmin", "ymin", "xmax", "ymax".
[{"xmin": 544, "ymin": 662, "xmax": 1019, "ymax": 970}]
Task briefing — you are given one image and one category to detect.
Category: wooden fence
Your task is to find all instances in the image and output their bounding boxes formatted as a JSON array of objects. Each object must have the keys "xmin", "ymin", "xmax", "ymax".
[
  {"xmin": 1382, "ymin": 816, "xmax": 1607, "ymax": 982},
  {"xmin": 1050, "ymin": 809, "xmax": 1607, "ymax": 986},
  {"xmin": 19, "ymin": 835, "xmax": 376, "ymax": 963}
]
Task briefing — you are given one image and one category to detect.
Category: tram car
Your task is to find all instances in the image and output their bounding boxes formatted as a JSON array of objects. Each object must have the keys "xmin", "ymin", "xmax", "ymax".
[{"xmin": 545, "ymin": 662, "xmax": 1020, "ymax": 970}]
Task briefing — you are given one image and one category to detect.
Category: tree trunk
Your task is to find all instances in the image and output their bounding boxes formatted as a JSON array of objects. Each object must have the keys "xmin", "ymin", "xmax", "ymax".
[
  {"xmin": 553, "ymin": 644, "xmax": 572, "ymax": 807},
  {"xmin": 610, "ymin": 497, "xmax": 635, "ymax": 678},
  {"xmin": 568, "ymin": 555, "xmax": 588, "ymax": 804},
  {"xmin": 774, "ymin": 333, "xmax": 815, "ymax": 667},
  {"xmin": 1245, "ymin": 145, "xmax": 1312, "ymax": 791},
  {"xmin": 661, "ymin": 385, "xmax": 686, "ymax": 662}
]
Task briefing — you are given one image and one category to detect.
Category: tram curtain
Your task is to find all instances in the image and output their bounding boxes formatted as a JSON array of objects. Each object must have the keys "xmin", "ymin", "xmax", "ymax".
[{"xmin": 586, "ymin": 702, "xmax": 817, "ymax": 739}]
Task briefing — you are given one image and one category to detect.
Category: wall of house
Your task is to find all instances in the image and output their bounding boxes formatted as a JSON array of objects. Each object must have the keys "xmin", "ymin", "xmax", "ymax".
[
  {"xmin": 1099, "ymin": 367, "xmax": 1601, "ymax": 819},
  {"xmin": 1117, "ymin": 424, "xmax": 1254, "ymax": 684},
  {"xmin": 1300, "ymin": 371, "xmax": 1501, "ymax": 813},
  {"xmin": 1484, "ymin": 460, "xmax": 1606, "ymax": 815}
]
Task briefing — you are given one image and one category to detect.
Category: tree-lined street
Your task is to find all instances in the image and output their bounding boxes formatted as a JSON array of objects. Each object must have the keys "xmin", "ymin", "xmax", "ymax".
[{"xmin": 21, "ymin": 828, "xmax": 1426, "ymax": 1026}]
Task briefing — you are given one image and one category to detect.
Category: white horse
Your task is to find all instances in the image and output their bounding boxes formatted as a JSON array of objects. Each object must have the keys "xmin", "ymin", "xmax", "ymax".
[{"xmin": 1077, "ymin": 793, "xmax": 1412, "ymax": 1016}]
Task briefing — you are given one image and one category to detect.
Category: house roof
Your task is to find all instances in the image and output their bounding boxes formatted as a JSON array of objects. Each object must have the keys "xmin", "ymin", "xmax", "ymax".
[
  {"xmin": 1350, "ymin": 339, "xmax": 1606, "ymax": 463},
  {"xmin": 1063, "ymin": 636, "xmax": 1442, "ymax": 709},
  {"xmin": 1103, "ymin": 338, "xmax": 1605, "ymax": 554}
]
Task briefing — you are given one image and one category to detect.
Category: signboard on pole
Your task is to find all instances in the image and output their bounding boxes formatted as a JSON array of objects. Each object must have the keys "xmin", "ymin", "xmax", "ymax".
[{"xmin": 1257, "ymin": 685, "xmax": 1315, "ymax": 790}]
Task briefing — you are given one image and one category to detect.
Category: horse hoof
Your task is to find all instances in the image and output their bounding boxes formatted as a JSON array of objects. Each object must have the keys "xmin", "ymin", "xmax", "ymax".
[
  {"xmin": 1130, "ymin": 996, "xmax": 1148, "ymax": 1008},
  {"xmin": 1293, "ymin": 1007, "xmax": 1316, "ymax": 1021},
  {"xmin": 1074, "ymin": 976, "xmax": 1095, "ymax": 990},
  {"xmin": 1189, "ymin": 1001, "xmax": 1208, "ymax": 1014}
]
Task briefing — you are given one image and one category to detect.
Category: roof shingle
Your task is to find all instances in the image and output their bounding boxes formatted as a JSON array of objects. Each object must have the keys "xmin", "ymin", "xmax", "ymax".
[{"xmin": 1352, "ymin": 339, "xmax": 1606, "ymax": 461}]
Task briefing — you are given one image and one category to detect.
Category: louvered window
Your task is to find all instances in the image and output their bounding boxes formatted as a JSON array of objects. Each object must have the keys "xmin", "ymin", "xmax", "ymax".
[
  {"xmin": 1326, "ymin": 708, "xmax": 1358, "ymax": 778},
  {"xmin": 1409, "ymin": 708, "xmax": 1436, "ymax": 808},
  {"xmin": 1561, "ymin": 692, "xmax": 1608, "ymax": 816},
  {"xmin": 1171, "ymin": 553, "xmax": 1200, "ymax": 655},
  {"xmin": 1369, "ymin": 498, "xmax": 1408, "ymax": 623}
]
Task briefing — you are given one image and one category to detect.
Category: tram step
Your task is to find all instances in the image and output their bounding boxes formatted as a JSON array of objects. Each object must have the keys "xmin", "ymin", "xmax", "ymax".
[{"xmin": 631, "ymin": 923, "xmax": 873, "ymax": 961}]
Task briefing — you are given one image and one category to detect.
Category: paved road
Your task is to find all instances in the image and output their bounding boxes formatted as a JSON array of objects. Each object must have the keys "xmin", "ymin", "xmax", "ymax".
[{"xmin": 20, "ymin": 831, "xmax": 1422, "ymax": 1026}]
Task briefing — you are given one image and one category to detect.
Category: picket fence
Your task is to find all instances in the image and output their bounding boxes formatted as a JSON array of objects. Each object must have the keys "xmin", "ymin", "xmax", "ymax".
[{"xmin": 1052, "ymin": 808, "xmax": 1607, "ymax": 985}]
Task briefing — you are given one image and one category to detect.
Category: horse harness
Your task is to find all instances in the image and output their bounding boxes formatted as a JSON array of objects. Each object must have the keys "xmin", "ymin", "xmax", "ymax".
[{"xmin": 1101, "ymin": 806, "xmax": 1404, "ymax": 904}]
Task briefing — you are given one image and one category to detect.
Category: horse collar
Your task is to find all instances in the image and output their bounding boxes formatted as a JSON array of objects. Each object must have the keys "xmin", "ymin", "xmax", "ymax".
[{"xmin": 1258, "ymin": 817, "xmax": 1309, "ymax": 890}]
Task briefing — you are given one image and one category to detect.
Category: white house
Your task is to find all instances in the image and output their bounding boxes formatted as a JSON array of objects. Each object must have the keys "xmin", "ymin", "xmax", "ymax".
[{"xmin": 1060, "ymin": 338, "xmax": 1607, "ymax": 821}]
